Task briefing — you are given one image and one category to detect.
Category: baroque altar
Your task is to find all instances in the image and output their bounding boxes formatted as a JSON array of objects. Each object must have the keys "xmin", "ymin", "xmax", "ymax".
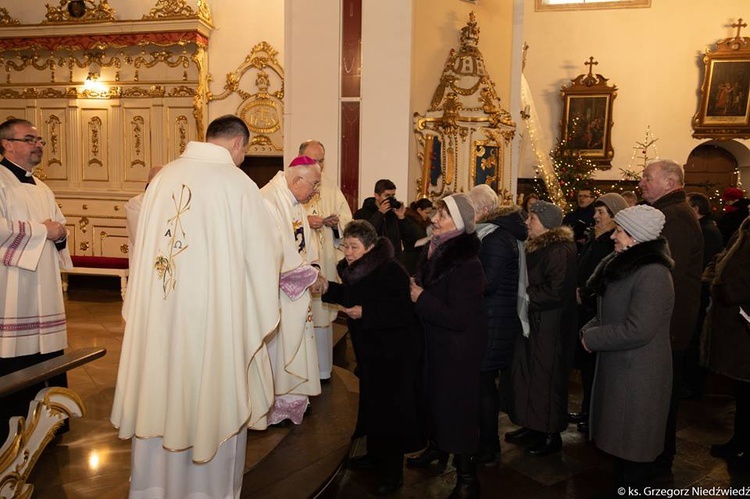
[{"xmin": 413, "ymin": 12, "xmax": 515, "ymax": 203}]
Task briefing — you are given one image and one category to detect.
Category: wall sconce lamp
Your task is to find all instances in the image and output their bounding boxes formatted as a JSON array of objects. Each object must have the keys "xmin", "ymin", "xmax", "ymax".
[{"xmin": 83, "ymin": 71, "xmax": 107, "ymax": 93}]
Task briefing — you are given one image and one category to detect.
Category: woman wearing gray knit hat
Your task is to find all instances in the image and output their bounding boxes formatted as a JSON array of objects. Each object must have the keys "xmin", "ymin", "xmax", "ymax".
[
  {"xmin": 580, "ymin": 203, "xmax": 674, "ymax": 492},
  {"xmin": 407, "ymin": 193, "xmax": 486, "ymax": 497},
  {"xmin": 569, "ymin": 192, "xmax": 628, "ymax": 433},
  {"xmin": 506, "ymin": 199, "xmax": 577, "ymax": 456}
]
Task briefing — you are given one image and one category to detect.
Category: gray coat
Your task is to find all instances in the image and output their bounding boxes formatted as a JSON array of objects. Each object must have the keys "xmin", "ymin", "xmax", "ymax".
[{"xmin": 581, "ymin": 238, "xmax": 675, "ymax": 462}]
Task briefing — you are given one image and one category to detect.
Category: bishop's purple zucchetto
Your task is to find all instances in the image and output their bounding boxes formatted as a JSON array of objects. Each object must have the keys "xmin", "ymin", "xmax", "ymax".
[{"xmin": 289, "ymin": 155, "xmax": 318, "ymax": 167}]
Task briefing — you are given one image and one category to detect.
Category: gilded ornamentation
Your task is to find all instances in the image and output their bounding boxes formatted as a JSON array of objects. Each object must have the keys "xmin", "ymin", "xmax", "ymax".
[
  {"xmin": 155, "ymin": 184, "xmax": 191, "ymax": 299},
  {"xmin": 88, "ymin": 117, "xmax": 103, "ymax": 167},
  {"xmin": 43, "ymin": 0, "xmax": 117, "ymax": 24},
  {"xmin": 0, "ymin": 8, "xmax": 20, "ymax": 25},
  {"xmin": 207, "ymin": 41, "xmax": 284, "ymax": 154},
  {"xmin": 143, "ymin": 0, "xmax": 212, "ymax": 23},
  {"xmin": 130, "ymin": 116, "xmax": 146, "ymax": 168},
  {"xmin": 176, "ymin": 115, "xmax": 188, "ymax": 154},
  {"xmin": 45, "ymin": 115, "xmax": 63, "ymax": 170},
  {"xmin": 413, "ymin": 12, "xmax": 515, "ymax": 200},
  {"xmin": 0, "ymin": 388, "xmax": 84, "ymax": 499},
  {"xmin": 168, "ymin": 85, "xmax": 196, "ymax": 97}
]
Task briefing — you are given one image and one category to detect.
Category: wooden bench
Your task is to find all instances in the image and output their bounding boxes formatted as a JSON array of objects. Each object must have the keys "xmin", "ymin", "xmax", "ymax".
[
  {"xmin": 0, "ymin": 347, "xmax": 106, "ymax": 498},
  {"xmin": 61, "ymin": 256, "xmax": 129, "ymax": 300}
]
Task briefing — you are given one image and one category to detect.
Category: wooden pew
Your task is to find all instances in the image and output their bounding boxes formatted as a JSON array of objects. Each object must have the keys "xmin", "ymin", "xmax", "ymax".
[{"xmin": 0, "ymin": 347, "xmax": 106, "ymax": 498}]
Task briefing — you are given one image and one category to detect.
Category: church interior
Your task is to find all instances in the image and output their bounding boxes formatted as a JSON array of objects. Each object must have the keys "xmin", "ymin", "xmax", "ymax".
[{"xmin": 1, "ymin": 0, "xmax": 749, "ymax": 497}]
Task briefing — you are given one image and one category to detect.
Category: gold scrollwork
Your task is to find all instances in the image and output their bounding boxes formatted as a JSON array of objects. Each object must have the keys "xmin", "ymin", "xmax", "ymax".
[
  {"xmin": 176, "ymin": 115, "xmax": 188, "ymax": 154},
  {"xmin": 80, "ymin": 241, "xmax": 90, "ymax": 251},
  {"xmin": 79, "ymin": 216, "xmax": 89, "ymax": 233},
  {"xmin": 0, "ymin": 7, "xmax": 20, "ymax": 25},
  {"xmin": 143, "ymin": 0, "xmax": 212, "ymax": 23},
  {"xmin": 43, "ymin": 0, "xmax": 117, "ymax": 24},
  {"xmin": 88, "ymin": 117, "xmax": 103, "ymax": 167},
  {"xmin": 121, "ymin": 244, "xmax": 129, "ymax": 254},
  {"xmin": 45, "ymin": 115, "xmax": 63, "ymax": 169}
]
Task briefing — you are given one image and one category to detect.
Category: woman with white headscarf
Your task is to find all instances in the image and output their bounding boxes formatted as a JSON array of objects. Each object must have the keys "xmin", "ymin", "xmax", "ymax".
[{"xmin": 407, "ymin": 193, "xmax": 487, "ymax": 499}]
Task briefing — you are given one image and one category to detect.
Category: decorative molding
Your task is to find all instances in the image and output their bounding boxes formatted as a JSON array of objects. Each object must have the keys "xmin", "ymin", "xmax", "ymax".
[
  {"xmin": 88, "ymin": 116, "xmax": 103, "ymax": 167},
  {"xmin": 208, "ymin": 41, "xmax": 284, "ymax": 154},
  {"xmin": 43, "ymin": 0, "xmax": 117, "ymax": 24},
  {"xmin": 0, "ymin": 8, "xmax": 19, "ymax": 26},
  {"xmin": 143, "ymin": 0, "xmax": 212, "ymax": 24},
  {"xmin": 0, "ymin": 388, "xmax": 84, "ymax": 499}
]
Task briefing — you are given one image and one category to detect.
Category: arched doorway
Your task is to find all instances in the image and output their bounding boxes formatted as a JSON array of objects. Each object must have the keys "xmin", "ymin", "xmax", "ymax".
[{"xmin": 685, "ymin": 142, "xmax": 741, "ymax": 210}]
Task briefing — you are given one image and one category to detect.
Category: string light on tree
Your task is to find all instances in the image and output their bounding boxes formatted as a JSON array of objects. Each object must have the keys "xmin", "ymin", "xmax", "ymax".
[
  {"xmin": 548, "ymin": 116, "xmax": 596, "ymax": 211},
  {"xmin": 611, "ymin": 126, "xmax": 659, "ymax": 192}
]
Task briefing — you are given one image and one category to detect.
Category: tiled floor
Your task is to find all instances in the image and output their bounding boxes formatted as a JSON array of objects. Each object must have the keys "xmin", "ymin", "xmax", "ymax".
[{"xmin": 22, "ymin": 280, "xmax": 750, "ymax": 498}]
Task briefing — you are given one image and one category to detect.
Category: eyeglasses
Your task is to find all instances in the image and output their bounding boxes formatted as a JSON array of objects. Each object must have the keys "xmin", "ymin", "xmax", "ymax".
[
  {"xmin": 5, "ymin": 136, "xmax": 46, "ymax": 146},
  {"xmin": 298, "ymin": 176, "xmax": 321, "ymax": 191}
]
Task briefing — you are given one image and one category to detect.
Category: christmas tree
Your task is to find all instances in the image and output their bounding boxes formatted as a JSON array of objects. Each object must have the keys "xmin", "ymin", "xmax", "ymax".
[
  {"xmin": 609, "ymin": 126, "xmax": 658, "ymax": 193},
  {"xmin": 548, "ymin": 121, "xmax": 597, "ymax": 211}
]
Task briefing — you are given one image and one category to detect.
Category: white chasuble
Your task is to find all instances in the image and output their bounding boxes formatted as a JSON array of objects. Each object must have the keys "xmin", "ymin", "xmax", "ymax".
[
  {"xmin": 0, "ymin": 166, "xmax": 71, "ymax": 357},
  {"xmin": 111, "ymin": 141, "xmax": 281, "ymax": 465},
  {"xmin": 261, "ymin": 172, "xmax": 321, "ymax": 399},
  {"xmin": 304, "ymin": 176, "xmax": 352, "ymax": 327}
]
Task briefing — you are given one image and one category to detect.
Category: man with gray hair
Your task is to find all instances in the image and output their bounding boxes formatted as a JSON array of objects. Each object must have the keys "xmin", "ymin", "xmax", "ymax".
[
  {"xmin": 639, "ymin": 158, "xmax": 703, "ymax": 474},
  {"xmin": 261, "ymin": 154, "xmax": 326, "ymax": 424}
]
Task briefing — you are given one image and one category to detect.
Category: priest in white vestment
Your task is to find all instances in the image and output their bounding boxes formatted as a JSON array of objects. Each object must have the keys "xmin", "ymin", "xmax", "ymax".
[
  {"xmin": 299, "ymin": 140, "xmax": 352, "ymax": 381},
  {"xmin": 0, "ymin": 118, "xmax": 72, "ymax": 444},
  {"xmin": 261, "ymin": 155, "xmax": 326, "ymax": 425},
  {"xmin": 111, "ymin": 115, "xmax": 281, "ymax": 499}
]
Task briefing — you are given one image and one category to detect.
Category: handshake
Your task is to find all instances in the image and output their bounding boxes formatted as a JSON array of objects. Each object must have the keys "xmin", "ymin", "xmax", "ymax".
[{"xmin": 309, "ymin": 275, "xmax": 328, "ymax": 295}]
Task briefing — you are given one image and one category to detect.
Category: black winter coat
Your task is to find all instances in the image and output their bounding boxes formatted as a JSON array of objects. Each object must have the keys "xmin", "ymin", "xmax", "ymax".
[
  {"xmin": 353, "ymin": 197, "xmax": 418, "ymax": 258},
  {"xmin": 414, "ymin": 231, "xmax": 487, "ymax": 454},
  {"xmin": 578, "ymin": 228, "xmax": 616, "ymax": 326},
  {"xmin": 475, "ymin": 207, "xmax": 528, "ymax": 371},
  {"xmin": 510, "ymin": 226, "xmax": 578, "ymax": 434},
  {"xmin": 322, "ymin": 238, "xmax": 425, "ymax": 455},
  {"xmin": 651, "ymin": 190, "xmax": 703, "ymax": 351}
]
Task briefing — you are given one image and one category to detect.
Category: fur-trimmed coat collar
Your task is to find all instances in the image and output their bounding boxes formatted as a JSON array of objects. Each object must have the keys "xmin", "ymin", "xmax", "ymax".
[
  {"xmin": 337, "ymin": 237, "xmax": 395, "ymax": 285},
  {"xmin": 417, "ymin": 231, "xmax": 481, "ymax": 287},
  {"xmin": 587, "ymin": 238, "xmax": 674, "ymax": 296},
  {"xmin": 525, "ymin": 225, "xmax": 574, "ymax": 254}
]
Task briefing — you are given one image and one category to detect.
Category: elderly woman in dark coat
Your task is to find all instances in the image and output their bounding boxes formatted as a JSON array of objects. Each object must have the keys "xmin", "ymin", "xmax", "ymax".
[
  {"xmin": 468, "ymin": 184, "xmax": 528, "ymax": 466},
  {"xmin": 321, "ymin": 220, "xmax": 424, "ymax": 495},
  {"xmin": 581, "ymin": 205, "xmax": 674, "ymax": 491},
  {"xmin": 570, "ymin": 193, "xmax": 628, "ymax": 433},
  {"xmin": 407, "ymin": 193, "xmax": 487, "ymax": 499},
  {"xmin": 702, "ymin": 215, "xmax": 750, "ymax": 471},
  {"xmin": 506, "ymin": 200, "xmax": 577, "ymax": 456}
]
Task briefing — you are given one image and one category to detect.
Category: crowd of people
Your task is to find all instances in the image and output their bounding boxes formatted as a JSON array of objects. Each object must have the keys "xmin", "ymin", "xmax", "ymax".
[{"xmin": 2, "ymin": 114, "xmax": 749, "ymax": 498}]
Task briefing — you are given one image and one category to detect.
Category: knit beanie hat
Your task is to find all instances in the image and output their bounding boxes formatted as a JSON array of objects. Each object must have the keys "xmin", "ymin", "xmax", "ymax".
[
  {"xmin": 614, "ymin": 205, "xmax": 665, "ymax": 242},
  {"xmin": 596, "ymin": 193, "xmax": 628, "ymax": 217},
  {"xmin": 443, "ymin": 193, "xmax": 476, "ymax": 234},
  {"xmin": 529, "ymin": 200, "xmax": 563, "ymax": 229}
]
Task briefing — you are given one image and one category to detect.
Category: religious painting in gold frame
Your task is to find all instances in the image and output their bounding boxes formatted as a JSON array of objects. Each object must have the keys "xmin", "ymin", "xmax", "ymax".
[
  {"xmin": 471, "ymin": 140, "xmax": 501, "ymax": 191},
  {"xmin": 560, "ymin": 57, "xmax": 617, "ymax": 168},
  {"xmin": 693, "ymin": 20, "xmax": 750, "ymax": 139}
]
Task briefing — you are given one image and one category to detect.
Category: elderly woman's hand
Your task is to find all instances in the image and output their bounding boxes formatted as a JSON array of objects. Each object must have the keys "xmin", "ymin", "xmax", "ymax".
[
  {"xmin": 410, "ymin": 278, "xmax": 423, "ymax": 303},
  {"xmin": 344, "ymin": 305, "xmax": 362, "ymax": 320}
]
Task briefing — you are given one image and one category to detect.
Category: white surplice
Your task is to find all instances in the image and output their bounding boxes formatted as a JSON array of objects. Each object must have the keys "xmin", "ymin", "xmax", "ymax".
[
  {"xmin": 0, "ymin": 165, "xmax": 71, "ymax": 358},
  {"xmin": 110, "ymin": 141, "xmax": 281, "ymax": 496},
  {"xmin": 304, "ymin": 176, "xmax": 352, "ymax": 327},
  {"xmin": 261, "ymin": 172, "xmax": 321, "ymax": 411}
]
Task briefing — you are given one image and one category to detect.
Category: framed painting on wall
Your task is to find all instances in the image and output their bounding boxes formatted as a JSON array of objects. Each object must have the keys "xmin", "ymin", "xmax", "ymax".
[
  {"xmin": 693, "ymin": 22, "xmax": 750, "ymax": 139},
  {"xmin": 560, "ymin": 57, "xmax": 617, "ymax": 167}
]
